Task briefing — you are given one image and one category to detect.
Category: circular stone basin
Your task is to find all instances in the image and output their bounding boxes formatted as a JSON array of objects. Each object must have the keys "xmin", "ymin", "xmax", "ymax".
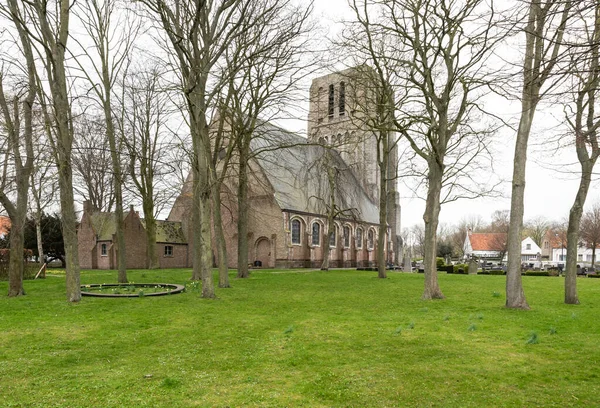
[{"xmin": 81, "ymin": 283, "xmax": 185, "ymax": 297}]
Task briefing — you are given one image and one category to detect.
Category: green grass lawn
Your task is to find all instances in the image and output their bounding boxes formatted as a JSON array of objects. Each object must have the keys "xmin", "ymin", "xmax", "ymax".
[{"xmin": 1, "ymin": 269, "xmax": 599, "ymax": 407}]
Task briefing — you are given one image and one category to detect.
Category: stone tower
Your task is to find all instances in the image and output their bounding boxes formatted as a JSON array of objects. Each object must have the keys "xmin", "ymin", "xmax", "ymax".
[{"xmin": 307, "ymin": 67, "xmax": 403, "ymax": 264}]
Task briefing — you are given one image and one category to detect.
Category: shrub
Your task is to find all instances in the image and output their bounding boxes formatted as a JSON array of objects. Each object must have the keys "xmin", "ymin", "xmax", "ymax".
[
  {"xmin": 524, "ymin": 270, "xmax": 549, "ymax": 277},
  {"xmin": 436, "ymin": 257, "xmax": 445, "ymax": 268},
  {"xmin": 489, "ymin": 270, "xmax": 506, "ymax": 275},
  {"xmin": 453, "ymin": 264, "xmax": 469, "ymax": 274},
  {"xmin": 588, "ymin": 274, "xmax": 600, "ymax": 278},
  {"xmin": 437, "ymin": 265, "xmax": 454, "ymax": 274}
]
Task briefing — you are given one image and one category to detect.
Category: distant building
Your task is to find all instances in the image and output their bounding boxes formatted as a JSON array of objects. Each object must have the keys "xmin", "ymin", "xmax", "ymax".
[
  {"xmin": 463, "ymin": 230, "xmax": 541, "ymax": 263},
  {"xmin": 0, "ymin": 216, "xmax": 9, "ymax": 239}
]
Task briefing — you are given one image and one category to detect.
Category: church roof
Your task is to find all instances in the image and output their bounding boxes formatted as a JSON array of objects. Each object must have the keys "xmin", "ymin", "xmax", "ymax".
[{"xmin": 250, "ymin": 122, "xmax": 380, "ymax": 224}]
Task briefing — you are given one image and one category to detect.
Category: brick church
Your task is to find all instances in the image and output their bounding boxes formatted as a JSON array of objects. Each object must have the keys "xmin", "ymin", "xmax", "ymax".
[{"xmin": 77, "ymin": 67, "xmax": 402, "ymax": 269}]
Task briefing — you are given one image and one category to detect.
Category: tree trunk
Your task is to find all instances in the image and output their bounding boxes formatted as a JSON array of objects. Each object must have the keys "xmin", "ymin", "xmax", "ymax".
[
  {"xmin": 7, "ymin": 214, "xmax": 25, "ymax": 297},
  {"xmin": 35, "ymin": 211, "xmax": 44, "ymax": 264},
  {"xmin": 377, "ymin": 137, "xmax": 389, "ymax": 279},
  {"xmin": 143, "ymin": 198, "xmax": 159, "ymax": 269},
  {"xmin": 212, "ymin": 181, "xmax": 230, "ymax": 287},
  {"xmin": 58, "ymin": 168, "xmax": 81, "ymax": 302},
  {"xmin": 506, "ymin": 102, "xmax": 534, "ymax": 310},
  {"xmin": 237, "ymin": 138, "xmax": 250, "ymax": 278},
  {"xmin": 422, "ymin": 160, "xmax": 444, "ymax": 299},
  {"xmin": 105, "ymin": 106, "xmax": 127, "ymax": 283},
  {"xmin": 565, "ymin": 160, "xmax": 596, "ymax": 304},
  {"xmin": 321, "ymin": 156, "xmax": 336, "ymax": 271}
]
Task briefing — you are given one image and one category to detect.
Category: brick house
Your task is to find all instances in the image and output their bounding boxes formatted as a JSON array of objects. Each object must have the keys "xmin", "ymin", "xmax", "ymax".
[
  {"xmin": 78, "ymin": 202, "xmax": 190, "ymax": 269},
  {"xmin": 78, "ymin": 67, "xmax": 402, "ymax": 269}
]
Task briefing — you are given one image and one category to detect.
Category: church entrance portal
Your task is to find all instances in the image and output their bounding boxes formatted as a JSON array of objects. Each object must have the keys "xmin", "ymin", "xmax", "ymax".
[{"xmin": 255, "ymin": 237, "xmax": 271, "ymax": 268}]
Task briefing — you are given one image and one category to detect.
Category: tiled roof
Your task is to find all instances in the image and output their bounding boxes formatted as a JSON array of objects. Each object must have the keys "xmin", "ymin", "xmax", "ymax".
[
  {"xmin": 0, "ymin": 216, "xmax": 10, "ymax": 236},
  {"xmin": 140, "ymin": 219, "xmax": 187, "ymax": 244},
  {"xmin": 469, "ymin": 232, "xmax": 507, "ymax": 251}
]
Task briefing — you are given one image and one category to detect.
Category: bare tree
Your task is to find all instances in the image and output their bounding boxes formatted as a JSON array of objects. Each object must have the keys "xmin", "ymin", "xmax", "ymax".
[
  {"xmin": 561, "ymin": 1, "xmax": 600, "ymax": 305},
  {"xmin": 118, "ymin": 63, "xmax": 181, "ymax": 270},
  {"xmin": 3, "ymin": 0, "xmax": 83, "ymax": 302},
  {"xmin": 580, "ymin": 203, "xmax": 600, "ymax": 269},
  {"xmin": 70, "ymin": 0, "xmax": 141, "ymax": 283},
  {"xmin": 29, "ymin": 122, "xmax": 58, "ymax": 264},
  {"xmin": 0, "ymin": 23, "xmax": 36, "ymax": 296},
  {"xmin": 140, "ymin": 0, "xmax": 251, "ymax": 298},
  {"xmin": 506, "ymin": 0, "xmax": 574, "ymax": 310},
  {"xmin": 220, "ymin": 0, "xmax": 314, "ymax": 279},
  {"xmin": 72, "ymin": 115, "xmax": 116, "ymax": 212},
  {"xmin": 348, "ymin": 0, "xmax": 505, "ymax": 299},
  {"xmin": 524, "ymin": 216, "xmax": 550, "ymax": 247}
]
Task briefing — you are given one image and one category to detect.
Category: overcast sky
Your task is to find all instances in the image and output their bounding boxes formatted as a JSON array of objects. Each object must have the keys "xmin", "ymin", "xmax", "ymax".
[{"xmin": 306, "ymin": 0, "xmax": 595, "ymax": 231}]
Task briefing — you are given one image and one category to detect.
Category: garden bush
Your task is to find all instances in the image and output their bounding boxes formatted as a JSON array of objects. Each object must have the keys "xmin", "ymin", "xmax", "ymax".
[
  {"xmin": 453, "ymin": 264, "xmax": 469, "ymax": 274},
  {"xmin": 524, "ymin": 270, "xmax": 550, "ymax": 277}
]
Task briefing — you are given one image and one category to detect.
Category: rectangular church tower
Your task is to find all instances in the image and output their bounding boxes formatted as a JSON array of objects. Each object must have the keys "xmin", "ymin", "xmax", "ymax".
[{"xmin": 307, "ymin": 66, "xmax": 403, "ymax": 264}]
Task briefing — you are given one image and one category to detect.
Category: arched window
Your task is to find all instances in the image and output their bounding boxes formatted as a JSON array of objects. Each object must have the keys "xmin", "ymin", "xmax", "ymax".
[
  {"xmin": 328, "ymin": 84, "xmax": 334, "ymax": 117},
  {"xmin": 367, "ymin": 229, "xmax": 374, "ymax": 249},
  {"xmin": 339, "ymin": 81, "xmax": 345, "ymax": 116},
  {"xmin": 291, "ymin": 219, "xmax": 301, "ymax": 245},
  {"xmin": 343, "ymin": 226, "xmax": 351, "ymax": 248},
  {"xmin": 312, "ymin": 222, "xmax": 321, "ymax": 246},
  {"xmin": 356, "ymin": 227, "xmax": 363, "ymax": 249},
  {"xmin": 329, "ymin": 225, "xmax": 338, "ymax": 247}
]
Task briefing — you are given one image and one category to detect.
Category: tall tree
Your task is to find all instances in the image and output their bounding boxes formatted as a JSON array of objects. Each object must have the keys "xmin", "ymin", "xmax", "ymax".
[
  {"xmin": 221, "ymin": 0, "xmax": 314, "ymax": 279},
  {"xmin": 506, "ymin": 0, "xmax": 573, "ymax": 310},
  {"xmin": 140, "ymin": 0, "xmax": 250, "ymax": 298},
  {"xmin": 348, "ymin": 0, "xmax": 505, "ymax": 299},
  {"xmin": 119, "ymin": 64, "xmax": 180, "ymax": 270},
  {"xmin": 71, "ymin": 0, "xmax": 140, "ymax": 283},
  {"xmin": 562, "ymin": 1, "xmax": 600, "ymax": 305},
  {"xmin": 3, "ymin": 0, "xmax": 83, "ymax": 302},
  {"xmin": 0, "ymin": 17, "xmax": 36, "ymax": 296}
]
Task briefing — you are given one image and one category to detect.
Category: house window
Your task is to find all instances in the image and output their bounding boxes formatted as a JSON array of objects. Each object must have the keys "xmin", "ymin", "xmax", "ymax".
[
  {"xmin": 101, "ymin": 243, "xmax": 107, "ymax": 256},
  {"xmin": 587, "ymin": 254, "xmax": 592, "ymax": 262},
  {"xmin": 367, "ymin": 229, "xmax": 374, "ymax": 250},
  {"xmin": 312, "ymin": 222, "xmax": 321, "ymax": 246},
  {"xmin": 343, "ymin": 226, "xmax": 350, "ymax": 248},
  {"xmin": 356, "ymin": 228, "xmax": 363, "ymax": 249},
  {"xmin": 339, "ymin": 81, "xmax": 345, "ymax": 116},
  {"xmin": 526, "ymin": 244, "xmax": 531, "ymax": 250},
  {"xmin": 559, "ymin": 254, "xmax": 566, "ymax": 261},
  {"xmin": 578, "ymin": 254, "xmax": 583, "ymax": 261},
  {"xmin": 329, "ymin": 225, "xmax": 338, "ymax": 247},
  {"xmin": 164, "ymin": 245, "xmax": 173, "ymax": 257},
  {"xmin": 328, "ymin": 84, "xmax": 334, "ymax": 117},
  {"xmin": 291, "ymin": 219, "xmax": 301, "ymax": 245}
]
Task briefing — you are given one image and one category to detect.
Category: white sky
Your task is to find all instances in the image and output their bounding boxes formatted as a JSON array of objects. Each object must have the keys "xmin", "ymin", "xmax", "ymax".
[{"xmin": 307, "ymin": 0, "xmax": 598, "ymax": 231}]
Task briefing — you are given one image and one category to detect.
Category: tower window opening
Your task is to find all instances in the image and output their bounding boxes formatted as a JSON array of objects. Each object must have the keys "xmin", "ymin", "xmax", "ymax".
[
  {"xmin": 328, "ymin": 84, "xmax": 334, "ymax": 118},
  {"xmin": 339, "ymin": 81, "xmax": 345, "ymax": 116}
]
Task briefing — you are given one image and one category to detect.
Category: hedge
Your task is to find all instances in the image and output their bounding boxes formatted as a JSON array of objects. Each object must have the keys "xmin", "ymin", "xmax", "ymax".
[{"xmin": 524, "ymin": 270, "xmax": 550, "ymax": 277}]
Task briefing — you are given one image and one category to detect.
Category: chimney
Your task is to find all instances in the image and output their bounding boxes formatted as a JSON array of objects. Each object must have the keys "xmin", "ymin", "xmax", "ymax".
[
  {"xmin": 129, "ymin": 205, "xmax": 134, "ymax": 213},
  {"xmin": 83, "ymin": 200, "xmax": 92, "ymax": 214}
]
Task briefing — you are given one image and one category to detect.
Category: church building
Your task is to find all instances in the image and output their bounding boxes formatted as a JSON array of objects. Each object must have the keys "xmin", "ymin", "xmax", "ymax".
[{"xmin": 77, "ymin": 67, "xmax": 402, "ymax": 269}]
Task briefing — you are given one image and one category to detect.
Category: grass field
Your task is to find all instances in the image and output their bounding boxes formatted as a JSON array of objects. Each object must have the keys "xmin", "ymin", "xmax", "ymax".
[{"xmin": 1, "ymin": 269, "xmax": 599, "ymax": 407}]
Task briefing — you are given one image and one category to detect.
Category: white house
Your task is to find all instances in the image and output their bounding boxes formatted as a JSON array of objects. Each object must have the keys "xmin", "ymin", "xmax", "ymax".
[
  {"xmin": 520, "ymin": 237, "xmax": 541, "ymax": 262},
  {"xmin": 551, "ymin": 245, "xmax": 598, "ymax": 266}
]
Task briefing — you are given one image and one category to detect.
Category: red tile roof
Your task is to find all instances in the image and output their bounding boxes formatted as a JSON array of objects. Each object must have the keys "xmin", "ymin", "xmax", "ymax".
[
  {"xmin": 469, "ymin": 232, "xmax": 507, "ymax": 251},
  {"xmin": 0, "ymin": 216, "xmax": 10, "ymax": 236}
]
